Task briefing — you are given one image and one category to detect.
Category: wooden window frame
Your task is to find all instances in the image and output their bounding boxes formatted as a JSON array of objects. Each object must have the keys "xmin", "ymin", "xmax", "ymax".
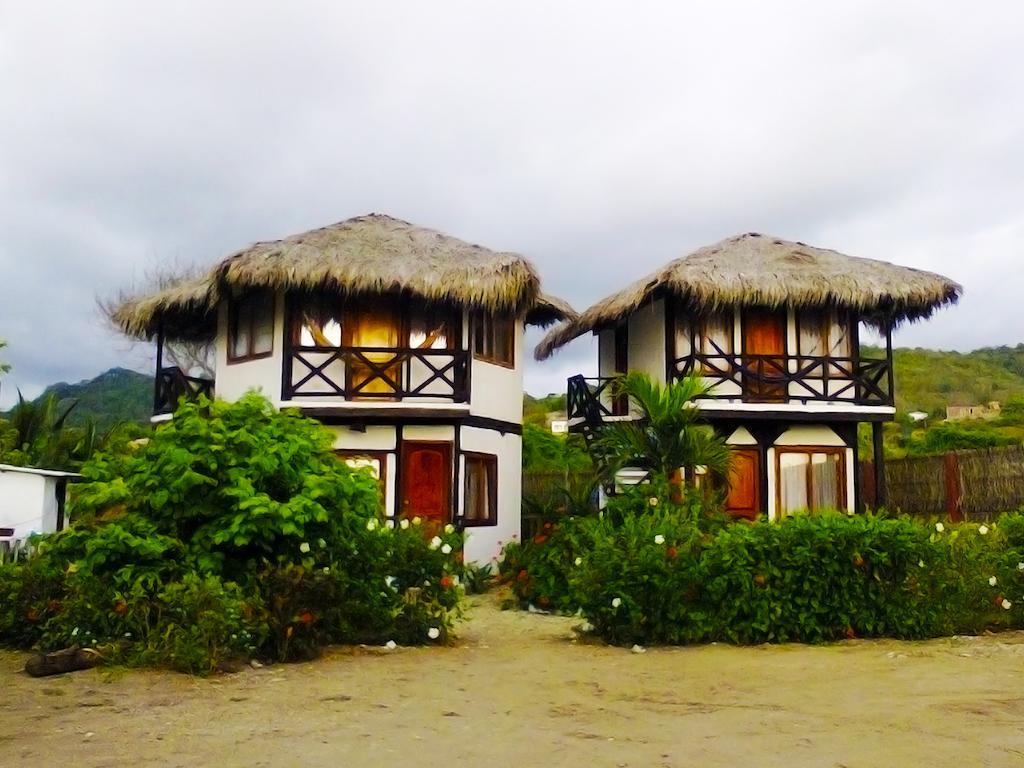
[
  {"xmin": 462, "ymin": 451, "xmax": 498, "ymax": 527},
  {"xmin": 334, "ymin": 450, "xmax": 388, "ymax": 496},
  {"xmin": 227, "ymin": 290, "xmax": 275, "ymax": 364},
  {"xmin": 472, "ymin": 311, "xmax": 516, "ymax": 368},
  {"xmin": 774, "ymin": 446, "xmax": 847, "ymax": 516}
]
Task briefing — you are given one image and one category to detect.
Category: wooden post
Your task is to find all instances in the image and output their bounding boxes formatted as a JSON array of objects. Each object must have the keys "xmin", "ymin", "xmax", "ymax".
[
  {"xmin": 944, "ymin": 452, "xmax": 963, "ymax": 522},
  {"xmin": 872, "ymin": 421, "xmax": 887, "ymax": 509}
]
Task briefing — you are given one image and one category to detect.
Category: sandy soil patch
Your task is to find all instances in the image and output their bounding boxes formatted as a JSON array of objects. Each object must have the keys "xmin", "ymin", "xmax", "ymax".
[{"xmin": 2, "ymin": 593, "xmax": 1024, "ymax": 768}]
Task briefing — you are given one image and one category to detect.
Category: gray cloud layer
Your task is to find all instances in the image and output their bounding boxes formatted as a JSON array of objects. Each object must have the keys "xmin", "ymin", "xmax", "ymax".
[{"xmin": 2, "ymin": 1, "xmax": 1022, "ymax": 406}]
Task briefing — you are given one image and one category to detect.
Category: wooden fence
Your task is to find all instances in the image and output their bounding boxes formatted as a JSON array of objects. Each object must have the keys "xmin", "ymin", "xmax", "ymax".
[{"xmin": 861, "ymin": 445, "xmax": 1024, "ymax": 521}]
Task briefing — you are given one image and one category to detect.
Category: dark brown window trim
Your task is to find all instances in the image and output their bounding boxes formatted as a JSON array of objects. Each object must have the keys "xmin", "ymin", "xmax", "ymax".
[
  {"xmin": 775, "ymin": 445, "xmax": 847, "ymax": 515},
  {"xmin": 227, "ymin": 290, "xmax": 275, "ymax": 364},
  {"xmin": 462, "ymin": 451, "xmax": 498, "ymax": 527},
  {"xmin": 472, "ymin": 312, "xmax": 516, "ymax": 369}
]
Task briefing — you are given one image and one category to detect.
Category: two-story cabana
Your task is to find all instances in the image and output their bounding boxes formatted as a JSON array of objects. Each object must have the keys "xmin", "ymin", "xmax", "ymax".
[
  {"xmin": 537, "ymin": 233, "xmax": 960, "ymax": 519},
  {"xmin": 112, "ymin": 214, "xmax": 574, "ymax": 563}
]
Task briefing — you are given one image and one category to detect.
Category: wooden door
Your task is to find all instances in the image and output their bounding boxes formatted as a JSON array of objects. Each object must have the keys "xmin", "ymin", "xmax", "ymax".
[
  {"xmin": 400, "ymin": 442, "xmax": 452, "ymax": 529},
  {"xmin": 743, "ymin": 309, "xmax": 787, "ymax": 401},
  {"xmin": 725, "ymin": 448, "xmax": 760, "ymax": 519}
]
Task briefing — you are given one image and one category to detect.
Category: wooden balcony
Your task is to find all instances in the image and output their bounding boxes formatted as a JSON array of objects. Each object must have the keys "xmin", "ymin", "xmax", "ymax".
[
  {"xmin": 567, "ymin": 353, "xmax": 893, "ymax": 424},
  {"xmin": 154, "ymin": 366, "xmax": 214, "ymax": 415},
  {"xmin": 283, "ymin": 346, "xmax": 469, "ymax": 403}
]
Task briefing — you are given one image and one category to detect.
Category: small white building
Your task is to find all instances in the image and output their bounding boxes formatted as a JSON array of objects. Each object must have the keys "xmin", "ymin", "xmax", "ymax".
[
  {"xmin": 0, "ymin": 464, "xmax": 80, "ymax": 540},
  {"xmin": 112, "ymin": 214, "xmax": 574, "ymax": 564}
]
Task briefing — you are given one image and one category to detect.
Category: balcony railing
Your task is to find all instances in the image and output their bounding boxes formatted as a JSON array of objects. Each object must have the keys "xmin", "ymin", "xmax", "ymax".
[
  {"xmin": 284, "ymin": 346, "xmax": 469, "ymax": 402},
  {"xmin": 567, "ymin": 354, "xmax": 893, "ymax": 423},
  {"xmin": 154, "ymin": 366, "xmax": 215, "ymax": 415}
]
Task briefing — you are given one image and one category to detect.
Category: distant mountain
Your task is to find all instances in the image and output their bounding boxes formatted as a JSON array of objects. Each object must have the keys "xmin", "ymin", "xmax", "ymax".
[{"xmin": 35, "ymin": 367, "xmax": 153, "ymax": 430}]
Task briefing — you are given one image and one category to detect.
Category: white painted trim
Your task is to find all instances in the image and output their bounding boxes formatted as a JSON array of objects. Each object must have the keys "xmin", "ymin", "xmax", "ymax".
[
  {"xmin": 695, "ymin": 401, "xmax": 895, "ymax": 416},
  {"xmin": 0, "ymin": 464, "xmax": 81, "ymax": 479}
]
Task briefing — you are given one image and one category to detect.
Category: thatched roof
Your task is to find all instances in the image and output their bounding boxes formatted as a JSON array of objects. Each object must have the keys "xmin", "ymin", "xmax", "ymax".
[
  {"xmin": 535, "ymin": 232, "xmax": 961, "ymax": 360},
  {"xmin": 111, "ymin": 214, "xmax": 575, "ymax": 340}
]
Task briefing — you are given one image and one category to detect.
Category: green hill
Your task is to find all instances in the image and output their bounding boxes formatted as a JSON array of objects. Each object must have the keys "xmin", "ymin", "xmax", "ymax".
[
  {"xmin": 867, "ymin": 344, "xmax": 1024, "ymax": 416},
  {"xmin": 36, "ymin": 367, "xmax": 153, "ymax": 430}
]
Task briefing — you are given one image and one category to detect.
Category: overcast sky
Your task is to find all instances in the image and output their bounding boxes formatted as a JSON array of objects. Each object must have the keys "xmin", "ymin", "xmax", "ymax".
[{"xmin": 1, "ymin": 1, "xmax": 1022, "ymax": 407}]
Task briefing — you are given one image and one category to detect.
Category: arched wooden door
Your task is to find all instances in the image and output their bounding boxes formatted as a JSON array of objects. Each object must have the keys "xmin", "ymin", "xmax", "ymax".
[{"xmin": 400, "ymin": 442, "xmax": 452, "ymax": 529}]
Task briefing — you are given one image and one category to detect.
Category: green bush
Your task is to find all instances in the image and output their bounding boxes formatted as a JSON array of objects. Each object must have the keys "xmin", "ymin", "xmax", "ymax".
[
  {"xmin": 0, "ymin": 394, "xmax": 466, "ymax": 672},
  {"xmin": 499, "ymin": 494, "xmax": 1024, "ymax": 645}
]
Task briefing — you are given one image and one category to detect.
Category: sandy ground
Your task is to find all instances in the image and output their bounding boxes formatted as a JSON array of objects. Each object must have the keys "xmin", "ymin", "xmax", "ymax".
[{"xmin": 2, "ymin": 593, "xmax": 1024, "ymax": 768}]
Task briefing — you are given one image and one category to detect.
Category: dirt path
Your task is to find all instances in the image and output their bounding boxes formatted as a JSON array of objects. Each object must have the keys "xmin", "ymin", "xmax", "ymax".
[{"xmin": 2, "ymin": 593, "xmax": 1024, "ymax": 767}]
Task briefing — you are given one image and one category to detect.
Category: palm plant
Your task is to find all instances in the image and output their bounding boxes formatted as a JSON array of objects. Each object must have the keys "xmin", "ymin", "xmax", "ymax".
[{"xmin": 591, "ymin": 372, "xmax": 732, "ymax": 491}]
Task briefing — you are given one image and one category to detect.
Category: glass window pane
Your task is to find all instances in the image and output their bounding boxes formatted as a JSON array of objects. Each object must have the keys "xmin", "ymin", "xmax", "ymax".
[
  {"xmin": 464, "ymin": 455, "xmax": 496, "ymax": 523},
  {"xmin": 700, "ymin": 313, "xmax": 732, "ymax": 356},
  {"xmin": 295, "ymin": 294, "xmax": 343, "ymax": 347},
  {"xmin": 410, "ymin": 305, "xmax": 454, "ymax": 349},
  {"xmin": 230, "ymin": 299, "xmax": 252, "ymax": 358},
  {"xmin": 779, "ymin": 452, "xmax": 810, "ymax": 514},
  {"xmin": 799, "ymin": 312, "xmax": 827, "ymax": 357},
  {"xmin": 252, "ymin": 293, "xmax": 274, "ymax": 354},
  {"xmin": 829, "ymin": 315, "xmax": 851, "ymax": 358},
  {"xmin": 811, "ymin": 453, "xmax": 841, "ymax": 510}
]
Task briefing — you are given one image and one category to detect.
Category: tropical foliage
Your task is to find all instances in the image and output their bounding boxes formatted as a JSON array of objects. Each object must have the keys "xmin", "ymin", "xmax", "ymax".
[
  {"xmin": 0, "ymin": 393, "xmax": 465, "ymax": 672},
  {"xmin": 591, "ymin": 373, "xmax": 731, "ymax": 486}
]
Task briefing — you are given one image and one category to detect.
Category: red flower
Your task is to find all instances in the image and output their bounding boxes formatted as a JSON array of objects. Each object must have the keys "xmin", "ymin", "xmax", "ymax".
[
  {"xmin": 534, "ymin": 534, "xmax": 548, "ymax": 544},
  {"xmin": 517, "ymin": 569, "xmax": 529, "ymax": 581},
  {"xmin": 844, "ymin": 626, "xmax": 856, "ymax": 639},
  {"xmin": 114, "ymin": 600, "xmax": 129, "ymax": 616},
  {"xmin": 298, "ymin": 612, "xmax": 315, "ymax": 625},
  {"xmin": 26, "ymin": 609, "xmax": 39, "ymax": 622},
  {"xmin": 995, "ymin": 594, "xmax": 1006, "ymax": 607},
  {"xmin": 852, "ymin": 553, "xmax": 865, "ymax": 568},
  {"xmin": 753, "ymin": 574, "xmax": 766, "ymax": 587},
  {"xmin": 666, "ymin": 546, "xmax": 679, "ymax": 559},
  {"xmin": 440, "ymin": 575, "xmax": 453, "ymax": 589},
  {"xmin": 543, "ymin": 522, "xmax": 553, "ymax": 531}
]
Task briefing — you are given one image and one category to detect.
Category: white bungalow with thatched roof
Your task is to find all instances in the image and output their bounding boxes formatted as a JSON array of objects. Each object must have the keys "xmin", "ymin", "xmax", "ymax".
[
  {"xmin": 537, "ymin": 233, "xmax": 960, "ymax": 519},
  {"xmin": 112, "ymin": 214, "xmax": 574, "ymax": 563}
]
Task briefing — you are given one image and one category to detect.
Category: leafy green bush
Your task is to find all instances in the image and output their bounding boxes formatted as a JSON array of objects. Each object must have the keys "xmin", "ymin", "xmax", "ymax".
[
  {"xmin": 0, "ymin": 394, "xmax": 465, "ymax": 672},
  {"xmin": 569, "ymin": 511, "xmax": 1024, "ymax": 645},
  {"xmin": 499, "ymin": 492, "xmax": 1024, "ymax": 645}
]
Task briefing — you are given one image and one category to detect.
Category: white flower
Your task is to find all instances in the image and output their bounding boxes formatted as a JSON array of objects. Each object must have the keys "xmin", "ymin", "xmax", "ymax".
[
  {"xmin": 412, "ymin": 516, "xmax": 422, "ymax": 526},
  {"xmin": 385, "ymin": 575, "xmax": 397, "ymax": 588},
  {"xmin": 935, "ymin": 522, "xmax": 944, "ymax": 533},
  {"xmin": 918, "ymin": 559, "xmax": 925, "ymax": 568},
  {"xmin": 385, "ymin": 519, "xmax": 395, "ymax": 529},
  {"xmin": 1002, "ymin": 599, "xmax": 1013, "ymax": 610},
  {"xmin": 124, "ymin": 632, "xmax": 132, "ymax": 638},
  {"xmin": 444, "ymin": 523, "xmax": 455, "ymax": 534},
  {"xmin": 654, "ymin": 534, "xmax": 666, "ymax": 545},
  {"xmin": 648, "ymin": 497, "xmax": 659, "ymax": 507},
  {"xmin": 574, "ymin": 557, "xmax": 583, "ymax": 566},
  {"xmin": 978, "ymin": 525, "xmax": 989, "ymax": 535},
  {"xmin": 441, "ymin": 543, "xmax": 453, "ymax": 555},
  {"xmin": 1017, "ymin": 562, "xmax": 1024, "ymax": 571},
  {"xmin": 429, "ymin": 536, "xmax": 442, "ymax": 550},
  {"xmin": 427, "ymin": 627, "xmax": 441, "ymax": 640},
  {"xmin": 322, "ymin": 566, "xmax": 330, "ymax": 575},
  {"xmin": 385, "ymin": 640, "xmax": 397, "ymax": 650},
  {"xmin": 366, "ymin": 519, "xmax": 378, "ymax": 531},
  {"xmin": 451, "ymin": 575, "xmax": 460, "ymax": 587},
  {"xmin": 611, "ymin": 597, "xmax": 622, "ymax": 608},
  {"xmin": 299, "ymin": 542, "xmax": 311, "ymax": 554},
  {"xmin": 400, "ymin": 519, "xmax": 410, "ymax": 530},
  {"xmin": 989, "ymin": 576, "xmax": 998, "ymax": 587},
  {"xmin": 317, "ymin": 538, "xmax": 327, "ymax": 548},
  {"xmin": 71, "ymin": 627, "xmax": 79, "ymax": 636}
]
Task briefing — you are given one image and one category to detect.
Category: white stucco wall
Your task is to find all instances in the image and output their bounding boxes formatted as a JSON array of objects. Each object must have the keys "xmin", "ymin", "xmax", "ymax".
[
  {"xmin": 0, "ymin": 471, "xmax": 63, "ymax": 538},
  {"xmin": 627, "ymin": 298, "xmax": 666, "ymax": 384},
  {"xmin": 214, "ymin": 291, "xmax": 286, "ymax": 403},
  {"xmin": 468, "ymin": 317, "xmax": 524, "ymax": 424}
]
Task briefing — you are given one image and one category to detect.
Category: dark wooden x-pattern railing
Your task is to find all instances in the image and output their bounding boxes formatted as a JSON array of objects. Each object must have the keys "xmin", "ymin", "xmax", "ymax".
[
  {"xmin": 154, "ymin": 366, "xmax": 215, "ymax": 415},
  {"xmin": 285, "ymin": 346, "xmax": 469, "ymax": 401},
  {"xmin": 673, "ymin": 353, "xmax": 892, "ymax": 406}
]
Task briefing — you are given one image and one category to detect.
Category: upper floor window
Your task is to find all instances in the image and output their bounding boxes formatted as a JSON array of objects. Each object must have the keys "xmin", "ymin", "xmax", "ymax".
[
  {"xmin": 228, "ymin": 290, "xmax": 274, "ymax": 362},
  {"xmin": 472, "ymin": 312, "xmax": 515, "ymax": 367},
  {"xmin": 798, "ymin": 310, "xmax": 851, "ymax": 359}
]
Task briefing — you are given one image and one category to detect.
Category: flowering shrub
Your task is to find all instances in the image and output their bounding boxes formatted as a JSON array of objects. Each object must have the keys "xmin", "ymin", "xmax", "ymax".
[
  {"xmin": 498, "ymin": 518, "xmax": 596, "ymax": 612},
  {"xmin": 571, "ymin": 511, "xmax": 1024, "ymax": 645},
  {"xmin": 0, "ymin": 394, "xmax": 465, "ymax": 672}
]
